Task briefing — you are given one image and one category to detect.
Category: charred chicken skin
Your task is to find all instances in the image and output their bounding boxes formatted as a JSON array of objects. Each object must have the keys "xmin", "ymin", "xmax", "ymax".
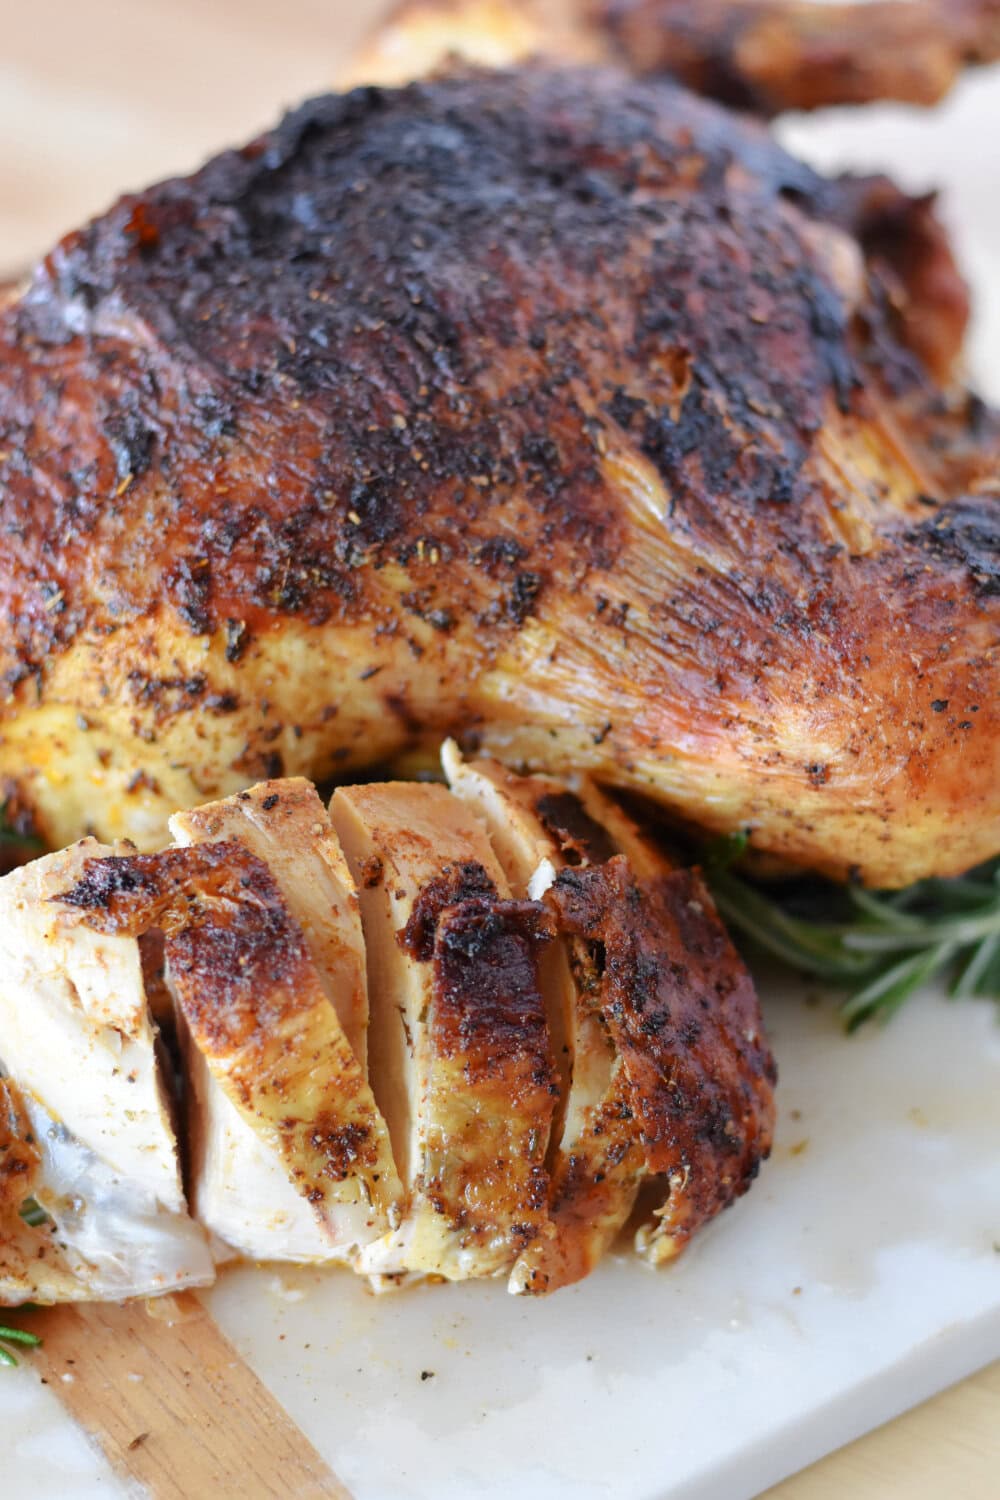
[{"xmin": 1, "ymin": 6, "xmax": 999, "ymax": 888}]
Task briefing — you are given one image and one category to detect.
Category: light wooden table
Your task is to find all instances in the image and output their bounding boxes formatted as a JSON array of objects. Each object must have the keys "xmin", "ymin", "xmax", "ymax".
[{"xmin": 1, "ymin": 3, "xmax": 997, "ymax": 1496}]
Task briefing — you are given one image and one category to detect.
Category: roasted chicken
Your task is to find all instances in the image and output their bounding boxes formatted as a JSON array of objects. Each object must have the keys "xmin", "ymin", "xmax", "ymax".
[
  {"xmin": 0, "ymin": 756, "xmax": 775, "ymax": 1300},
  {"xmin": 0, "ymin": 2, "xmax": 998, "ymax": 891}
]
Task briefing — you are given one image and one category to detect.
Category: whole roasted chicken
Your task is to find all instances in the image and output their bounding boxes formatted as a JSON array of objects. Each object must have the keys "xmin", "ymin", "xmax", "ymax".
[{"xmin": 0, "ymin": 0, "xmax": 998, "ymax": 886}]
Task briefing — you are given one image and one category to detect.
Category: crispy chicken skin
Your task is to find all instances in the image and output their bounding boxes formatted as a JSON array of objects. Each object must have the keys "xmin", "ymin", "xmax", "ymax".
[
  {"xmin": 2, "ymin": 43, "xmax": 999, "ymax": 884},
  {"xmin": 444, "ymin": 746, "xmax": 661, "ymax": 1291},
  {"xmin": 331, "ymin": 782, "xmax": 558, "ymax": 1281},
  {"xmin": 170, "ymin": 778, "xmax": 370, "ymax": 1065},
  {"xmin": 547, "ymin": 859, "xmax": 775, "ymax": 1267}
]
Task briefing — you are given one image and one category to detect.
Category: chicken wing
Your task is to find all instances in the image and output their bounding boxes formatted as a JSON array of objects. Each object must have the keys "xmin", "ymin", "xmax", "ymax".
[{"xmin": 349, "ymin": 0, "xmax": 1000, "ymax": 112}]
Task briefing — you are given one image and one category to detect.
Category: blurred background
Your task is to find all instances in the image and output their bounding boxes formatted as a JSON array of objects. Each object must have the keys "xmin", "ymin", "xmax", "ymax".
[{"xmin": 2, "ymin": 0, "xmax": 999, "ymax": 398}]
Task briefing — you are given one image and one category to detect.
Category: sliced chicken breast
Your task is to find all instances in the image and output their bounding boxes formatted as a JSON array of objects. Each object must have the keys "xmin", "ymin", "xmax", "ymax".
[
  {"xmin": 331, "ymin": 782, "xmax": 557, "ymax": 1282},
  {"xmin": 0, "ymin": 843, "xmax": 213, "ymax": 1303},
  {"xmin": 58, "ymin": 841, "xmax": 402, "ymax": 1265},
  {"xmin": 169, "ymin": 778, "xmax": 369, "ymax": 1064},
  {"xmin": 546, "ymin": 858, "xmax": 777, "ymax": 1267},
  {"xmin": 443, "ymin": 744, "xmax": 648, "ymax": 1292},
  {"xmin": 444, "ymin": 744, "xmax": 774, "ymax": 1289}
]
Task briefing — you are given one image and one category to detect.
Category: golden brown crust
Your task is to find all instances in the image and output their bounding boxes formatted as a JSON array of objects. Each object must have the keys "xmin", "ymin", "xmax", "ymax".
[
  {"xmin": 0, "ymin": 1076, "xmax": 40, "ymax": 1216},
  {"xmin": 0, "ymin": 1076, "xmax": 81, "ymax": 1305},
  {"xmin": 546, "ymin": 856, "xmax": 775, "ymax": 1258},
  {"xmin": 0, "ymin": 67, "xmax": 997, "ymax": 883},
  {"xmin": 422, "ymin": 897, "xmax": 557, "ymax": 1259}
]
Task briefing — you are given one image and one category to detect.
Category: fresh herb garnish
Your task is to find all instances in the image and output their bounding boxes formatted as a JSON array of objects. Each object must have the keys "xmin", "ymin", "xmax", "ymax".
[
  {"xmin": 704, "ymin": 835, "xmax": 1000, "ymax": 1030},
  {"xmin": 0, "ymin": 1321, "xmax": 42, "ymax": 1368},
  {"xmin": 19, "ymin": 1197, "xmax": 52, "ymax": 1229}
]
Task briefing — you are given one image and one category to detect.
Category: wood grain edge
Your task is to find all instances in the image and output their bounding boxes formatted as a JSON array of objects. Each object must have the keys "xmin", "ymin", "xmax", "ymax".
[{"xmin": 30, "ymin": 1294, "xmax": 354, "ymax": 1500}]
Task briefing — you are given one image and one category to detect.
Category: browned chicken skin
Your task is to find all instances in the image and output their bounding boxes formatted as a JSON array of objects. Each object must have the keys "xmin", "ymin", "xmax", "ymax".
[{"xmin": 0, "ymin": 14, "xmax": 998, "ymax": 885}]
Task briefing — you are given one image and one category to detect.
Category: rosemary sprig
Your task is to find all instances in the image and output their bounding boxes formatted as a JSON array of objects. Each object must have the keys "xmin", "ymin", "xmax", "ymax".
[
  {"xmin": 0, "ymin": 1322, "xmax": 42, "ymax": 1368},
  {"xmin": 704, "ymin": 835, "xmax": 1000, "ymax": 1030}
]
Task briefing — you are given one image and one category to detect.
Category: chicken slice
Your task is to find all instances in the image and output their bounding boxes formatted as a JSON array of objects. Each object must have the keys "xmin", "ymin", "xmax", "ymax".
[
  {"xmin": 443, "ymin": 744, "xmax": 650, "ymax": 1291},
  {"xmin": 169, "ymin": 778, "xmax": 369, "ymax": 1065},
  {"xmin": 444, "ymin": 743, "xmax": 775, "ymax": 1288},
  {"xmin": 330, "ymin": 782, "xmax": 557, "ymax": 1282},
  {"xmin": 547, "ymin": 859, "xmax": 777, "ymax": 1267},
  {"xmin": 58, "ymin": 842, "xmax": 401, "ymax": 1265},
  {"xmin": 0, "ymin": 842, "xmax": 214, "ymax": 1303}
]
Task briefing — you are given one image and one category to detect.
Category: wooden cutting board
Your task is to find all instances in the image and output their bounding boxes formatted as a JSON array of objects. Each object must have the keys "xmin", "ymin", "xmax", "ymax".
[{"xmin": 29, "ymin": 1297, "xmax": 350, "ymax": 1499}]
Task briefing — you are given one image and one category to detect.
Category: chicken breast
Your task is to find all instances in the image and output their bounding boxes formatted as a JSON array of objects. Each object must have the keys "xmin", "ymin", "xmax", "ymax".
[
  {"xmin": 2, "ymin": 763, "xmax": 773, "ymax": 1296},
  {"xmin": 444, "ymin": 744, "xmax": 775, "ymax": 1288},
  {"xmin": 0, "ymin": 842, "xmax": 213, "ymax": 1303},
  {"xmin": 57, "ymin": 841, "xmax": 401, "ymax": 1265},
  {"xmin": 331, "ymin": 782, "xmax": 557, "ymax": 1281},
  {"xmin": 169, "ymin": 778, "xmax": 369, "ymax": 1064},
  {"xmin": 443, "ymin": 744, "xmax": 645, "ymax": 1291}
]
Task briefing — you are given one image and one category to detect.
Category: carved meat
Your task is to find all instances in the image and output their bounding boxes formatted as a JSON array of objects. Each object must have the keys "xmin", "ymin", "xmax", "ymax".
[
  {"xmin": 1, "ymin": 766, "xmax": 774, "ymax": 1296},
  {"xmin": 169, "ymin": 778, "xmax": 370, "ymax": 1064},
  {"xmin": 444, "ymin": 745, "xmax": 774, "ymax": 1290},
  {"xmin": 0, "ymin": 843, "xmax": 213, "ymax": 1303},
  {"xmin": 444, "ymin": 743, "xmax": 649, "ymax": 1290},
  {"xmin": 331, "ymin": 782, "xmax": 557, "ymax": 1281},
  {"xmin": 546, "ymin": 859, "xmax": 776, "ymax": 1267},
  {"xmin": 57, "ymin": 841, "xmax": 401, "ymax": 1264}
]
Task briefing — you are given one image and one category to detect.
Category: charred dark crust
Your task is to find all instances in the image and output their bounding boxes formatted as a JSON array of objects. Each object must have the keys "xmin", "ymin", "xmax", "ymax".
[
  {"xmin": 904, "ymin": 497, "xmax": 1000, "ymax": 597},
  {"xmin": 398, "ymin": 860, "xmax": 498, "ymax": 961},
  {"xmin": 533, "ymin": 791, "xmax": 619, "ymax": 866},
  {"xmin": 0, "ymin": 63, "xmax": 963, "ymax": 685},
  {"xmin": 546, "ymin": 855, "xmax": 775, "ymax": 1247},
  {"xmin": 431, "ymin": 897, "xmax": 555, "ymax": 1080}
]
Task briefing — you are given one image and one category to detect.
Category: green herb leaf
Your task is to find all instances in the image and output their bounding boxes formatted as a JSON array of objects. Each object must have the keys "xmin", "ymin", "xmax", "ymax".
[
  {"xmin": 704, "ymin": 851, "xmax": 1000, "ymax": 1030},
  {"xmin": 19, "ymin": 1197, "xmax": 52, "ymax": 1229},
  {"xmin": 0, "ymin": 1321, "xmax": 42, "ymax": 1368}
]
